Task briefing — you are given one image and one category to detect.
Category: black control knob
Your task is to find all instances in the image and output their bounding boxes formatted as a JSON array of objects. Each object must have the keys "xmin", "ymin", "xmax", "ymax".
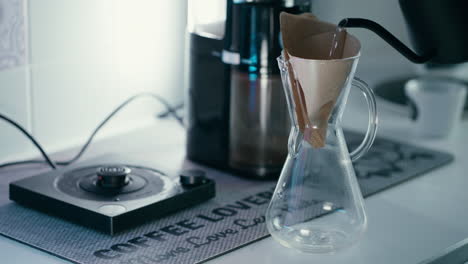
[
  {"xmin": 96, "ymin": 165, "xmax": 131, "ymax": 189},
  {"xmin": 179, "ymin": 169, "xmax": 207, "ymax": 187}
]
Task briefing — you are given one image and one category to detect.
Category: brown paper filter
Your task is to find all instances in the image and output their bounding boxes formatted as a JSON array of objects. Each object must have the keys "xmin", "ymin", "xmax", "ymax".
[{"xmin": 280, "ymin": 12, "xmax": 361, "ymax": 148}]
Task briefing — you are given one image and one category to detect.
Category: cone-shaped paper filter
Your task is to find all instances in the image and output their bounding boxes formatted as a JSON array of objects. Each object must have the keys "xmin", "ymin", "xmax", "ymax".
[{"xmin": 280, "ymin": 12, "xmax": 361, "ymax": 148}]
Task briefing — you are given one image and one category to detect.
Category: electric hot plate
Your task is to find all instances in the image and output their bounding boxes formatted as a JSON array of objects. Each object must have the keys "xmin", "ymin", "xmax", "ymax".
[{"xmin": 9, "ymin": 155, "xmax": 215, "ymax": 235}]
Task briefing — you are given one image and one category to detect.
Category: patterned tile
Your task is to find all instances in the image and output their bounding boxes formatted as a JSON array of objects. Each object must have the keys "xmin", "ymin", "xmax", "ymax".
[{"xmin": 0, "ymin": 0, "xmax": 26, "ymax": 71}]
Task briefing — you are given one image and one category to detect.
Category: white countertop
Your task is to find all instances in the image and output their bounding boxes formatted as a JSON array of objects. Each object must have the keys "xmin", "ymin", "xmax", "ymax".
[{"xmin": 1, "ymin": 90, "xmax": 467, "ymax": 264}]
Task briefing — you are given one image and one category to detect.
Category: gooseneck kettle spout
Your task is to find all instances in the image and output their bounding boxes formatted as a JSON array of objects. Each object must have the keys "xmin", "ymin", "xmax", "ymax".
[{"xmin": 339, "ymin": 18, "xmax": 436, "ymax": 64}]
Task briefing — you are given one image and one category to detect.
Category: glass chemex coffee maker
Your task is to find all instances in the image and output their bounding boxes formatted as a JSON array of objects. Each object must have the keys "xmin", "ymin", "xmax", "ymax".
[
  {"xmin": 265, "ymin": 12, "xmax": 378, "ymax": 253},
  {"xmin": 186, "ymin": 0, "xmax": 310, "ymax": 178}
]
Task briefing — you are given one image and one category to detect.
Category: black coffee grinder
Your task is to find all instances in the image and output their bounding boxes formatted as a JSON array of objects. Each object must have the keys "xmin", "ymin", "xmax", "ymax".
[{"xmin": 186, "ymin": 0, "xmax": 310, "ymax": 179}]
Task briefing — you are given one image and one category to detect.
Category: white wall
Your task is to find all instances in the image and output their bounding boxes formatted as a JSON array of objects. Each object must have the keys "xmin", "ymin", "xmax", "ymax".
[
  {"xmin": 0, "ymin": 0, "xmax": 419, "ymax": 163},
  {"xmin": 0, "ymin": 0, "xmax": 187, "ymax": 163}
]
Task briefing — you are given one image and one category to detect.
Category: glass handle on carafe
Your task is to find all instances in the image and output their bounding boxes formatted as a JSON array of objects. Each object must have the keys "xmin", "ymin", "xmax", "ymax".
[{"xmin": 349, "ymin": 77, "xmax": 378, "ymax": 162}]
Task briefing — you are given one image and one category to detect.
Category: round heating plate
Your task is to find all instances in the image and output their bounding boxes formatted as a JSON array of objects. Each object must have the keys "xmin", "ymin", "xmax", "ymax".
[
  {"xmin": 79, "ymin": 172, "xmax": 146, "ymax": 194},
  {"xmin": 55, "ymin": 165, "xmax": 177, "ymax": 202}
]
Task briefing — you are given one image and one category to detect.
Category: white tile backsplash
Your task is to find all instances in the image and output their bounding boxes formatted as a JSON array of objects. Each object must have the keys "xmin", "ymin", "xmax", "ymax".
[
  {"xmin": 28, "ymin": 0, "xmax": 114, "ymax": 65},
  {"xmin": 1, "ymin": 0, "xmax": 187, "ymax": 162},
  {"xmin": 0, "ymin": 66, "xmax": 32, "ymax": 161},
  {"xmin": 29, "ymin": 0, "xmax": 116, "ymax": 151}
]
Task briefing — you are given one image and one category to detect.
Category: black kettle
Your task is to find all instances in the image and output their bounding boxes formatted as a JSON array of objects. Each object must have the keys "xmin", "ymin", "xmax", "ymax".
[{"xmin": 340, "ymin": 0, "xmax": 468, "ymax": 64}]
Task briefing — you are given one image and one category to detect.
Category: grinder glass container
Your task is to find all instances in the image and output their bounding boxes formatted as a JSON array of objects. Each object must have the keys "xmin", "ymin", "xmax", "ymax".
[{"xmin": 227, "ymin": 1, "xmax": 309, "ymax": 177}]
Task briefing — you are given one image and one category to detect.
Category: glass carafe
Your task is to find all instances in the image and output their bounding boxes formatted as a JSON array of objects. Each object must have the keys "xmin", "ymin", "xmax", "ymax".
[{"xmin": 266, "ymin": 53, "xmax": 378, "ymax": 253}]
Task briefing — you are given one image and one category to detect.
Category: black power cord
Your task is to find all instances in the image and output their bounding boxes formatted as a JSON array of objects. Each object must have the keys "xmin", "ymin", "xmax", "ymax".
[
  {"xmin": 0, "ymin": 92, "xmax": 183, "ymax": 170},
  {"xmin": 0, "ymin": 113, "xmax": 57, "ymax": 169}
]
